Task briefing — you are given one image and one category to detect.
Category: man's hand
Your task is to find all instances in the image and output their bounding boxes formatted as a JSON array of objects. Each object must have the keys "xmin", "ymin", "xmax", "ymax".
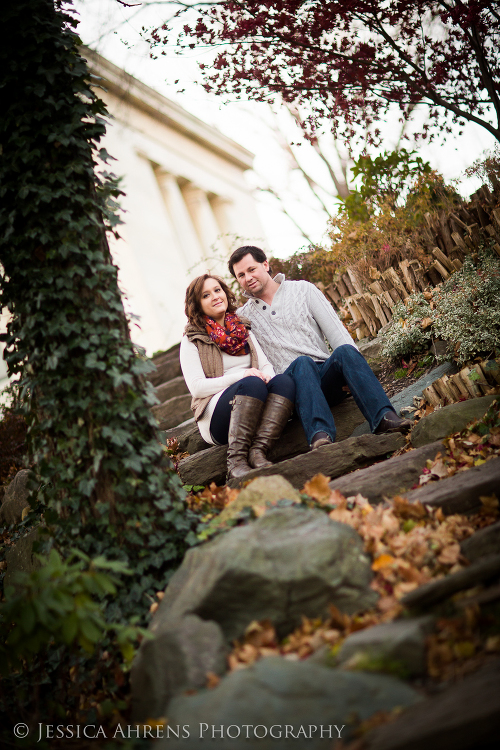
[{"xmin": 244, "ymin": 368, "xmax": 270, "ymax": 383}]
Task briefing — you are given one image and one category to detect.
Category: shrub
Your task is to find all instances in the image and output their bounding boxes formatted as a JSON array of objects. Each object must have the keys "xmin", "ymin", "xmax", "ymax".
[
  {"xmin": 433, "ymin": 252, "xmax": 500, "ymax": 365},
  {"xmin": 381, "ymin": 251, "xmax": 500, "ymax": 365},
  {"xmin": 381, "ymin": 294, "xmax": 435, "ymax": 360}
]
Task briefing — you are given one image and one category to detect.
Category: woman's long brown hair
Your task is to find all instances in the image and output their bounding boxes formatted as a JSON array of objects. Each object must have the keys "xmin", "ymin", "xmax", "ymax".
[{"xmin": 184, "ymin": 274, "xmax": 238, "ymax": 330}]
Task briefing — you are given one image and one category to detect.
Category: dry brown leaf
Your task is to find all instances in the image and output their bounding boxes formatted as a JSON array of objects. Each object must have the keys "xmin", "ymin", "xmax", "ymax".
[
  {"xmin": 393, "ymin": 495, "xmax": 427, "ymax": 519},
  {"xmin": 480, "ymin": 494, "xmax": 499, "ymax": 514},
  {"xmin": 438, "ymin": 543, "xmax": 461, "ymax": 566},
  {"xmin": 303, "ymin": 473, "xmax": 332, "ymax": 500},
  {"xmin": 205, "ymin": 672, "xmax": 220, "ymax": 689},
  {"xmin": 372, "ymin": 553, "xmax": 396, "ymax": 571}
]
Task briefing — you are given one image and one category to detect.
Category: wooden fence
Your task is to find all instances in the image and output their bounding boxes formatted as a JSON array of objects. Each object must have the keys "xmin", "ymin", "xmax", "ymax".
[{"xmin": 318, "ymin": 182, "xmax": 500, "ymax": 341}]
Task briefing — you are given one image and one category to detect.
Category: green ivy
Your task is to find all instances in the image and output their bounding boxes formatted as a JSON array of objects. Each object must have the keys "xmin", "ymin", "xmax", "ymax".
[{"xmin": 0, "ymin": 0, "xmax": 197, "ymax": 624}]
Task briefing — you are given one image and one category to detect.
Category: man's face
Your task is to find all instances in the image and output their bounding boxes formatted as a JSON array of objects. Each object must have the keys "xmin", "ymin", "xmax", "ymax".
[{"xmin": 232, "ymin": 254, "xmax": 270, "ymax": 297}]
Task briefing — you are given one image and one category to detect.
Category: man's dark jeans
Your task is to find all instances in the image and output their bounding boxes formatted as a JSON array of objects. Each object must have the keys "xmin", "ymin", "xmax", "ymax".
[{"xmin": 284, "ymin": 344, "xmax": 394, "ymax": 445}]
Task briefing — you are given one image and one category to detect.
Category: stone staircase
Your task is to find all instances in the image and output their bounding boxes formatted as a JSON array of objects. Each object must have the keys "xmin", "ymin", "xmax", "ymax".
[
  {"xmin": 148, "ymin": 343, "xmax": 500, "ymax": 513},
  {"xmin": 147, "ymin": 342, "xmax": 401, "ymax": 487}
]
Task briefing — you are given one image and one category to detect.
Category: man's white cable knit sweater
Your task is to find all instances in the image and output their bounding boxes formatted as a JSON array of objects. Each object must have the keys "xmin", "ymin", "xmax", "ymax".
[{"xmin": 237, "ymin": 274, "xmax": 356, "ymax": 374}]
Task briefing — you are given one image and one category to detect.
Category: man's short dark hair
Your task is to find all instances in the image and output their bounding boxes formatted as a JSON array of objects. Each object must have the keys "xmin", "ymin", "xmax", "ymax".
[{"xmin": 228, "ymin": 245, "xmax": 268, "ymax": 277}]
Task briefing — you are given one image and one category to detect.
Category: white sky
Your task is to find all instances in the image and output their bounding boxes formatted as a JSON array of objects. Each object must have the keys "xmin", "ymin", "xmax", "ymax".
[{"xmin": 74, "ymin": 0, "xmax": 498, "ymax": 258}]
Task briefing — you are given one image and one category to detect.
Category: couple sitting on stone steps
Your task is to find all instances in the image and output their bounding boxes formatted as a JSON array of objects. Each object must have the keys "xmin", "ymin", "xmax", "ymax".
[{"xmin": 180, "ymin": 246, "xmax": 413, "ymax": 481}]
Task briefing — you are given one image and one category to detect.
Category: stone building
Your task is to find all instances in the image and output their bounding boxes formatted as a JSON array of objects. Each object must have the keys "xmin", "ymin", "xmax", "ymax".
[{"xmin": 84, "ymin": 48, "xmax": 265, "ymax": 355}]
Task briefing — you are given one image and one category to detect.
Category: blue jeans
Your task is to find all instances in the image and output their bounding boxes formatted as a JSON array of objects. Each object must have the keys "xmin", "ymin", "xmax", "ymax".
[{"xmin": 284, "ymin": 344, "xmax": 394, "ymax": 445}]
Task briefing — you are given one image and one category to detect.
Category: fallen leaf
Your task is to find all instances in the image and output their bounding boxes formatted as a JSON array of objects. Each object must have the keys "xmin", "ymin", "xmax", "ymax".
[
  {"xmin": 206, "ymin": 672, "xmax": 220, "ymax": 689},
  {"xmin": 393, "ymin": 496, "xmax": 427, "ymax": 519},
  {"xmin": 438, "ymin": 543, "xmax": 461, "ymax": 566},
  {"xmin": 303, "ymin": 473, "xmax": 332, "ymax": 501},
  {"xmin": 372, "ymin": 554, "xmax": 396, "ymax": 571}
]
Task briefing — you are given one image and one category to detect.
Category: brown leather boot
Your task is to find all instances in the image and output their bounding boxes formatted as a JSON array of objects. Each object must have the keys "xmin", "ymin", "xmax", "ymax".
[
  {"xmin": 248, "ymin": 393, "xmax": 294, "ymax": 469},
  {"xmin": 226, "ymin": 395, "xmax": 265, "ymax": 480}
]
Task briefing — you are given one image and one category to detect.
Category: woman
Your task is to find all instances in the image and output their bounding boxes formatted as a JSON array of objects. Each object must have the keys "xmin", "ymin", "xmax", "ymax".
[{"xmin": 180, "ymin": 274, "xmax": 295, "ymax": 480}]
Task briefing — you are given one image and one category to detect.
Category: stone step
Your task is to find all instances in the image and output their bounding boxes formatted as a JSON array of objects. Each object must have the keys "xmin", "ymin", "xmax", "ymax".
[
  {"xmin": 177, "ymin": 432, "xmax": 404, "ymax": 489},
  {"xmin": 166, "ymin": 395, "xmax": 368, "ymax": 458},
  {"xmin": 364, "ymin": 658, "xmax": 500, "ymax": 750},
  {"xmin": 396, "ymin": 455, "xmax": 500, "ymax": 516},
  {"xmin": 155, "ymin": 375, "xmax": 189, "ymax": 404},
  {"xmin": 147, "ymin": 344, "xmax": 182, "ymax": 388},
  {"xmin": 152, "ymin": 394, "xmax": 192, "ymax": 431},
  {"xmin": 328, "ymin": 440, "xmax": 445, "ymax": 505}
]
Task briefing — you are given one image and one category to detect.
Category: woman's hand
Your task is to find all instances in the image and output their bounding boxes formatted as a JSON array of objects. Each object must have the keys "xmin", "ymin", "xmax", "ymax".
[{"xmin": 244, "ymin": 368, "xmax": 271, "ymax": 383}]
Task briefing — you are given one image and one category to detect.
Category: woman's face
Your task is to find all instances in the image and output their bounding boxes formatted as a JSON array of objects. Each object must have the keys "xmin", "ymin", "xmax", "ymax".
[{"xmin": 200, "ymin": 278, "xmax": 228, "ymax": 323}]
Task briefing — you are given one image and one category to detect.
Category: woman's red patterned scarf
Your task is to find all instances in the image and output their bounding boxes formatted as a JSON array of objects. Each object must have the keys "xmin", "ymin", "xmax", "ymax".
[{"xmin": 205, "ymin": 312, "xmax": 249, "ymax": 356}]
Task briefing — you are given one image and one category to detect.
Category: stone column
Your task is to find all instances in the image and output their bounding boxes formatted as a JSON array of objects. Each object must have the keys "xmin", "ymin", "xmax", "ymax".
[
  {"xmin": 155, "ymin": 170, "xmax": 204, "ymax": 274},
  {"xmin": 210, "ymin": 196, "xmax": 235, "ymax": 253},
  {"xmin": 181, "ymin": 184, "xmax": 227, "ymax": 275}
]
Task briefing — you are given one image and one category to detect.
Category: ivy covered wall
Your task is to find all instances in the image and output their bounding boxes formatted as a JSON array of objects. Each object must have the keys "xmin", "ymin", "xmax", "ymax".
[{"xmin": 0, "ymin": 0, "xmax": 195, "ymax": 624}]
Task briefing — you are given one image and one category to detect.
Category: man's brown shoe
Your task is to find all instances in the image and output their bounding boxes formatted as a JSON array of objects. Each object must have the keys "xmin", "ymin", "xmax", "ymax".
[
  {"xmin": 311, "ymin": 431, "xmax": 333, "ymax": 450},
  {"xmin": 374, "ymin": 410, "xmax": 413, "ymax": 435}
]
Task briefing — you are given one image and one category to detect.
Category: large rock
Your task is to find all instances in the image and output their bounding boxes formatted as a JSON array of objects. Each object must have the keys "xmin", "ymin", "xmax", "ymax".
[
  {"xmin": 0, "ymin": 469, "xmax": 31, "ymax": 525},
  {"xmin": 329, "ymin": 440, "xmax": 445, "ymax": 504},
  {"xmin": 461, "ymin": 521, "xmax": 500, "ymax": 563},
  {"xmin": 152, "ymin": 394, "xmax": 192, "ymax": 431},
  {"xmin": 131, "ymin": 507, "xmax": 378, "ymax": 723},
  {"xmin": 161, "ymin": 657, "xmax": 420, "ymax": 749},
  {"xmin": 216, "ymin": 476, "xmax": 301, "ymax": 525},
  {"xmin": 178, "ymin": 432, "xmax": 404, "ymax": 489},
  {"xmin": 155, "ymin": 375, "xmax": 189, "ymax": 404},
  {"xmin": 151, "ymin": 507, "xmax": 376, "ymax": 643},
  {"xmin": 131, "ymin": 614, "xmax": 227, "ymax": 723},
  {"xmin": 358, "ymin": 338, "xmax": 383, "ymax": 359},
  {"xmin": 410, "ymin": 395, "xmax": 499, "ymax": 448},
  {"xmin": 364, "ymin": 658, "xmax": 500, "ymax": 750},
  {"xmin": 336, "ymin": 616, "xmax": 434, "ymax": 677}
]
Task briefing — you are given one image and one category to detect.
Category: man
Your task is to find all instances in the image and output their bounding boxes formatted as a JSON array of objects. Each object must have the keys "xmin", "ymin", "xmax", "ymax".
[{"xmin": 229, "ymin": 245, "xmax": 412, "ymax": 450}]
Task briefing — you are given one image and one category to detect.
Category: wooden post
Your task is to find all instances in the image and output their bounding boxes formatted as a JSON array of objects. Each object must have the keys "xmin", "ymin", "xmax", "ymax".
[
  {"xmin": 450, "ymin": 373, "xmax": 470, "ymax": 399},
  {"xmin": 460, "ymin": 367, "xmax": 482, "ymax": 398},
  {"xmin": 336, "ymin": 278, "xmax": 350, "ymax": 298},
  {"xmin": 398, "ymin": 260, "xmax": 418, "ymax": 293},
  {"xmin": 347, "ymin": 268, "xmax": 365, "ymax": 295},
  {"xmin": 383, "ymin": 267, "xmax": 408, "ymax": 299},
  {"xmin": 325, "ymin": 283, "xmax": 342, "ymax": 306},
  {"xmin": 342, "ymin": 273, "xmax": 356, "ymax": 296},
  {"xmin": 432, "ymin": 247, "xmax": 454, "ymax": 273},
  {"xmin": 467, "ymin": 223, "xmax": 481, "ymax": 247},
  {"xmin": 369, "ymin": 280, "xmax": 385, "ymax": 295},
  {"xmin": 352, "ymin": 293, "xmax": 378, "ymax": 336},
  {"xmin": 429, "ymin": 259, "xmax": 450, "ymax": 280},
  {"xmin": 451, "ymin": 231, "xmax": 469, "ymax": 254},
  {"xmin": 423, "ymin": 384, "xmax": 443, "ymax": 407},
  {"xmin": 408, "ymin": 260, "xmax": 427, "ymax": 291},
  {"xmin": 370, "ymin": 294, "xmax": 389, "ymax": 327}
]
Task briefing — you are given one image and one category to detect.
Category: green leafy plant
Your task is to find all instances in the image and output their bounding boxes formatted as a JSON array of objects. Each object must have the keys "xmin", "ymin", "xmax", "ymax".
[
  {"xmin": 381, "ymin": 251, "xmax": 500, "ymax": 365},
  {"xmin": 0, "ymin": 549, "xmax": 149, "ymax": 671},
  {"xmin": 433, "ymin": 252, "xmax": 500, "ymax": 364},
  {"xmin": 381, "ymin": 294, "xmax": 435, "ymax": 360},
  {"xmin": 0, "ymin": 0, "xmax": 199, "ymax": 729}
]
